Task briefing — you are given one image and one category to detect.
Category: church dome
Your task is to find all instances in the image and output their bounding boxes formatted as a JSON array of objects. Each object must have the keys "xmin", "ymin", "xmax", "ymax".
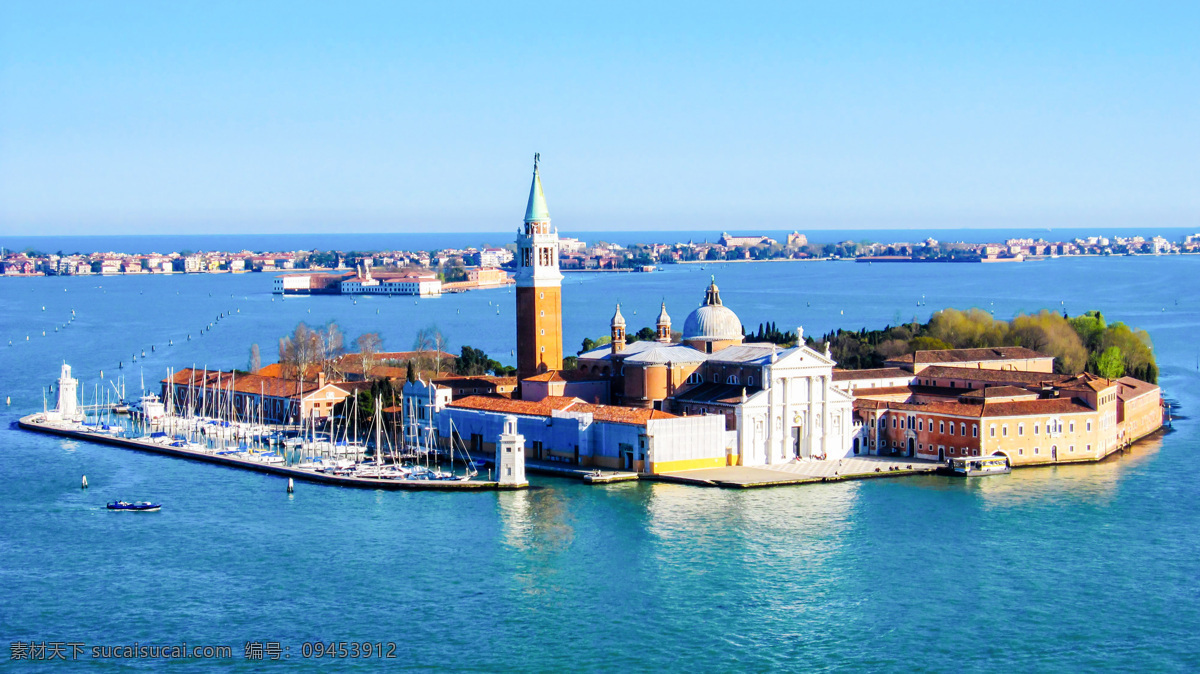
[{"xmin": 682, "ymin": 280, "xmax": 743, "ymax": 342}]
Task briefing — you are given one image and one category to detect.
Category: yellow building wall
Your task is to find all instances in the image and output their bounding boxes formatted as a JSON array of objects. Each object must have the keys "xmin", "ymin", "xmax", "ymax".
[{"xmin": 648, "ymin": 456, "xmax": 726, "ymax": 474}]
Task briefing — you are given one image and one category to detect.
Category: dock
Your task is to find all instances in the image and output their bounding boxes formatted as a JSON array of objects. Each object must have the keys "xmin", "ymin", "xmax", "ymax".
[
  {"xmin": 521, "ymin": 458, "xmax": 639, "ymax": 484},
  {"xmin": 17, "ymin": 415, "xmax": 526, "ymax": 491}
]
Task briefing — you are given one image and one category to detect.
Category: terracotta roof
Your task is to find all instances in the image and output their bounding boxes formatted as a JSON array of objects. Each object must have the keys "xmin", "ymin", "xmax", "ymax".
[
  {"xmin": 254, "ymin": 362, "xmax": 322, "ymax": 380},
  {"xmin": 853, "ymin": 396, "xmax": 1093, "ymax": 419},
  {"xmin": 958, "ymin": 386, "xmax": 1039, "ymax": 400},
  {"xmin": 832, "ymin": 368, "xmax": 914, "ymax": 381},
  {"xmin": 1056, "ymin": 373, "xmax": 1115, "ymax": 393},
  {"xmin": 566, "ymin": 402, "xmax": 677, "ymax": 425},
  {"xmin": 448, "ymin": 395, "xmax": 561, "ymax": 417},
  {"xmin": 1115, "ymin": 376, "xmax": 1159, "ymax": 401},
  {"xmin": 980, "ymin": 398, "xmax": 1095, "ymax": 417},
  {"xmin": 522, "ymin": 370, "xmax": 566, "ymax": 382},
  {"xmin": 916, "ymin": 366, "xmax": 1072, "ymax": 386},
  {"xmin": 165, "ymin": 368, "xmax": 319, "ymax": 399},
  {"xmin": 447, "ymin": 395, "xmax": 676, "ymax": 426},
  {"xmin": 890, "ymin": 346, "xmax": 1051, "ymax": 365}
]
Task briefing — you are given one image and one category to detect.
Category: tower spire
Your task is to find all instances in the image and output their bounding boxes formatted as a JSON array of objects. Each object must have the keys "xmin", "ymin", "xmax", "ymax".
[{"xmin": 525, "ymin": 153, "xmax": 550, "ymax": 223}]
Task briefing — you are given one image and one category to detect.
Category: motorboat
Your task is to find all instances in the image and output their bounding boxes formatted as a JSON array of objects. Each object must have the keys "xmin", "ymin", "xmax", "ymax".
[{"xmin": 107, "ymin": 501, "xmax": 162, "ymax": 512}]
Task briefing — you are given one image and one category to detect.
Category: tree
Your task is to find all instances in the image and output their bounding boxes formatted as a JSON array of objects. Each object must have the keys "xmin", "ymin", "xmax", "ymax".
[
  {"xmin": 406, "ymin": 361, "xmax": 416, "ymax": 384},
  {"xmin": 580, "ymin": 335, "xmax": 611, "ymax": 353},
  {"xmin": 631, "ymin": 327, "xmax": 656, "ymax": 343},
  {"xmin": 908, "ymin": 336, "xmax": 952, "ymax": 352},
  {"xmin": 278, "ymin": 322, "xmax": 322, "ymax": 380},
  {"xmin": 1011, "ymin": 310, "xmax": 1087, "ymax": 374},
  {"xmin": 355, "ymin": 332, "xmax": 383, "ymax": 379},
  {"xmin": 412, "ymin": 324, "xmax": 449, "ymax": 375},
  {"xmin": 1096, "ymin": 346, "xmax": 1125, "ymax": 379},
  {"xmin": 248, "ymin": 343, "xmax": 261, "ymax": 372},
  {"xmin": 319, "ymin": 321, "xmax": 346, "ymax": 379},
  {"xmin": 457, "ymin": 345, "xmax": 493, "ymax": 376}
]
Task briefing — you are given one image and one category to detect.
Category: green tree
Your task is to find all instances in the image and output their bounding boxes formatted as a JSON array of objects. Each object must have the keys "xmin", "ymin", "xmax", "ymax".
[
  {"xmin": 1095, "ymin": 346, "xmax": 1125, "ymax": 379},
  {"xmin": 908, "ymin": 336, "xmax": 952, "ymax": 352}
]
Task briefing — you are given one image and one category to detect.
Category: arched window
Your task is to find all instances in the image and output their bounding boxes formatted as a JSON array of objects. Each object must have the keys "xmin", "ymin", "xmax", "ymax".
[{"xmin": 727, "ymin": 375, "xmax": 739, "ymax": 385}]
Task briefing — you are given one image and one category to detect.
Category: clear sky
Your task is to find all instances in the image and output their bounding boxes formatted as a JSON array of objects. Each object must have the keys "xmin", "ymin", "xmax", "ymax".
[{"xmin": 1, "ymin": 1, "xmax": 1197, "ymax": 235}]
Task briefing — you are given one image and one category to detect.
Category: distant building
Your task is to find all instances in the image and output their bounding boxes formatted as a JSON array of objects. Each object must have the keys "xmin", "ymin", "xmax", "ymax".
[{"xmin": 718, "ymin": 232, "xmax": 775, "ymax": 248}]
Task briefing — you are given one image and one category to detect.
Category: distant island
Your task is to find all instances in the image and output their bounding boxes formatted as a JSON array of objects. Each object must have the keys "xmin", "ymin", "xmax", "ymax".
[{"xmin": 3, "ymin": 230, "xmax": 1199, "ymax": 279}]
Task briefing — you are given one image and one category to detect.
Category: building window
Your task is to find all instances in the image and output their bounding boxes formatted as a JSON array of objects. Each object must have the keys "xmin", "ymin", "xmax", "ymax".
[
  {"xmin": 540, "ymin": 329, "xmax": 545, "ymax": 336},
  {"xmin": 949, "ymin": 423, "xmax": 955, "ymax": 436},
  {"xmin": 918, "ymin": 419, "xmax": 924, "ymax": 431},
  {"xmin": 540, "ymin": 346, "xmax": 545, "ymax": 353},
  {"xmin": 990, "ymin": 425, "xmax": 996, "ymax": 438},
  {"xmin": 1069, "ymin": 445, "xmax": 1075, "ymax": 453},
  {"xmin": 1086, "ymin": 421, "xmax": 1092, "ymax": 432},
  {"xmin": 1019, "ymin": 448, "xmax": 1024, "ymax": 455},
  {"xmin": 1069, "ymin": 422, "xmax": 1075, "ymax": 433},
  {"xmin": 539, "ymin": 292, "xmax": 544, "ymax": 299},
  {"xmin": 1034, "ymin": 423, "xmax": 1040, "ymax": 435},
  {"xmin": 939, "ymin": 421, "xmax": 945, "ymax": 433},
  {"xmin": 747, "ymin": 376, "xmax": 754, "ymax": 386},
  {"xmin": 1002, "ymin": 425, "xmax": 1008, "ymax": 437},
  {"xmin": 727, "ymin": 375, "xmax": 739, "ymax": 385},
  {"xmin": 1018, "ymin": 423, "xmax": 1024, "ymax": 437},
  {"xmin": 949, "ymin": 446, "xmax": 956, "ymax": 455},
  {"xmin": 1086, "ymin": 444, "xmax": 1091, "ymax": 452},
  {"xmin": 972, "ymin": 424, "xmax": 978, "ymax": 437},
  {"xmin": 687, "ymin": 373, "xmax": 702, "ymax": 384},
  {"xmin": 713, "ymin": 374, "xmax": 719, "ymax": 383},
  {"xmin": 892, "ymin": 417, "xmax": 897, "ymax": 428},
  {"xmin": 540, "ymin": 310, "xmax": 545, "ymax": 317}
]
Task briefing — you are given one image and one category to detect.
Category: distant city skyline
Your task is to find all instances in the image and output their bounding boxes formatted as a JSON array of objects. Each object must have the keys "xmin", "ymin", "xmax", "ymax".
[{"xmin": 1, "ymin": 1, "xmax": 1197, "ymax": 235}]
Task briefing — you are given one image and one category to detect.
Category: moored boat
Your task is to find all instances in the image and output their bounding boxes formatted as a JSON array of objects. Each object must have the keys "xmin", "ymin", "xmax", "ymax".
[{"xmin": 947, "ymin": 455, "xmax": 1011, "ymax": 476}]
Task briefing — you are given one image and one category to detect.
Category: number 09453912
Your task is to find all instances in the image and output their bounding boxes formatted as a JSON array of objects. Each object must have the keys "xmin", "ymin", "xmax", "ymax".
[{"xmin": 300, "ymin": 642, "xmax": 396, "ymax": 658}]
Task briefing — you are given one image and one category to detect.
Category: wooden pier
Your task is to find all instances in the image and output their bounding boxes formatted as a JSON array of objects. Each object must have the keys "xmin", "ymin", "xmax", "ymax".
[{"xmin": 17, "ymin": 415, "xmax": 526, "ymax": 491}]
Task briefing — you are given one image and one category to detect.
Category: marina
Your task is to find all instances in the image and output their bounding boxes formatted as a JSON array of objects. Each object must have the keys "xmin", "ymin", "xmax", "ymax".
[{"xmin": 19, "ymin": 413, "xmax": 522, "ymax": 491}]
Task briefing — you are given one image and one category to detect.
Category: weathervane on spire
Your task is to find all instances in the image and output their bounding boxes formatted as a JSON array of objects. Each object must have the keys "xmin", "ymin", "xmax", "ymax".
[{"xmin": 534, "ymin": 152, "xmax": 540, "ymax": 171}]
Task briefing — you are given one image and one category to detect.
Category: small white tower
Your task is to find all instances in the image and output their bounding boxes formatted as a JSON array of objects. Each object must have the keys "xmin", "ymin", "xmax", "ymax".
[
  {"xmin": 56, "ymin": 362, "xmax": 78, "ymax": 419},
  {"xmin": 496, "ymin": 415, "xmax": 527, "ymax": 486}
]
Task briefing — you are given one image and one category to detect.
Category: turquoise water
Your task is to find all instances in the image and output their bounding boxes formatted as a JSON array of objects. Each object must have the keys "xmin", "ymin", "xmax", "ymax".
[{"xmin": 1, "ymin": 255, "xmax": 1197, "ymax": 670}]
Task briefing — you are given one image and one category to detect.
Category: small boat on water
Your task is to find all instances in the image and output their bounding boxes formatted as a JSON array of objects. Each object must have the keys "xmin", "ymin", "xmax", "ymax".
[
  {"xmin": 947, "ymin": 455, "xmax": 1011, "ymax": 477},
  {"xmin": 107, "ymin": 501, "xmax": 162, "ymax": 512}
]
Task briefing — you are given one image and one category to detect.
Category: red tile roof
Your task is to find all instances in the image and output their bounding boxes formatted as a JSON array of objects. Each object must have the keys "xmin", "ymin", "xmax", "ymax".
[
  {"xmin": 447, "ymin": 395, "xmax": 676, "ymax": 426},
  {"xmin": 832, "ymin": 368, "xmax": 914, "ymax": 381},
  {"xmin": 1115, "ymin": 376, "xmax": 1159, "ymax": 401},
  {"xmin": 916, "ymin": 366, "xmax": 1072, "ymax": 386}
]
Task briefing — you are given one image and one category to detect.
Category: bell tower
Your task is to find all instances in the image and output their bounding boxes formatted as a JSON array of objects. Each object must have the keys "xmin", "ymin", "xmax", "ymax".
[{"xmin": 515, "ymin": 154, "xmax": 564, "ymax": 381}]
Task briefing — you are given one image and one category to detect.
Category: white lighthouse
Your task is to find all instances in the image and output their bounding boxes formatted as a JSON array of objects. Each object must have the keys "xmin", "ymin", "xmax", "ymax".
[
  {"xmin": 55, "ymin": 362, "xmax": 78, "ymax": 420},
  {"xmin": 496, "ymin": 415, "xmax": 527, "ymax": 486}
]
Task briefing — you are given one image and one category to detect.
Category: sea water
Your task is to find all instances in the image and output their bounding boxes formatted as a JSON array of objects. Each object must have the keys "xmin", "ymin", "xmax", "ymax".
[{"xmin": 0, "ymin": 254, "xmax": 1197, "ymax": 671}]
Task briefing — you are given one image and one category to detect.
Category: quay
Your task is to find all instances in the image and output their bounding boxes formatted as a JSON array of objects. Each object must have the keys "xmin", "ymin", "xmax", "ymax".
[{"xmin": 17, "ymin": 414, "xmax": 525, "ymax": 492}]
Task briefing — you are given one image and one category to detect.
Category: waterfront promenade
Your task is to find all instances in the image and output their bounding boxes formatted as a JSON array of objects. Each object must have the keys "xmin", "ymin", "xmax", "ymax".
[{"xmin": 654, "ymin": 456, "xmax": 940, "ymax": 487}]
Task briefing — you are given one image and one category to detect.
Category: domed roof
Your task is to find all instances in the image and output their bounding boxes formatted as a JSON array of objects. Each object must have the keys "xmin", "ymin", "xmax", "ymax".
[{"xmin": 682, "ymin": 279, "xmax": 743, "ymax": 342}]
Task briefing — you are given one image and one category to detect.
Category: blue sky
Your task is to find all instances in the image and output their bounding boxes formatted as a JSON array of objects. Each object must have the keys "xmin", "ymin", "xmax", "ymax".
[{"xmin": 1, "ymin": 1, "xmax": 1197, "ymax": 234}]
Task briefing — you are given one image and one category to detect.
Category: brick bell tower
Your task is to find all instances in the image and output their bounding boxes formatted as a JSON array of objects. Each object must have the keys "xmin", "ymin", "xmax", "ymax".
[{"xmin": 515, "ymin": 153, "xmax": 563, "ymax": 381}]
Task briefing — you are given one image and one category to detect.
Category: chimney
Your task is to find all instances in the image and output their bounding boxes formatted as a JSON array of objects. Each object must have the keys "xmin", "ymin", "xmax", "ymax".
[{"xmin": 317, "ymin": 371, "xmax": 326, "ymax": 388}]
